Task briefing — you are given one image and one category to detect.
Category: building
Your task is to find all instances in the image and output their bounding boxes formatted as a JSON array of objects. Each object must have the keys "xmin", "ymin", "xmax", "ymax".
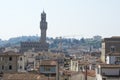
[
  {"xmin": 60, "ymin": 69, "xmax": 96, "ymax": 80},
  {"xmin": 20, "ymin": 11, "xmax": 49, "ymax": 52},
  {"xmin": 97, "ymin": 36, "xmax": 120, "ymax": 80},
  {"xmin": 60, "ymin": 70, "xmax": 82, "ymax": 80},
  {"xmin": 0, "ymin": 51, "xmax": 20, "ymax": 73},
  {"xmin": 101, "ymin": 37, "xmax": 120, "ymax": 62},
  {"xmin": 17, "ymin": 54, "xmax": 27, "ymax": 72},
  {"xmin": 64, "ymin": 58, "xmax": 71, "ymax": 70},
  {"xmin": 106, "ymin": 52, "xmax": 120, "ymax": 64},
  {"xmin": 78, "ymin": 61, "xmax": 92, "ymax": 72},
  {"xmin": 93, "ymin": 35, "xmax": 102, "ymax": 41},
  {"xmin": 70, "ymin": 59, "xmax": 78, "ymax": 71},
  {"xmin": 0, "ymin": 51, "xmax": 27, "ymax": 73},
  {"xmin": 39, "ymin": 60, "xmax": 58, "ymax": 80},
  {"xmin": 96, "ymin": 64, "xmax": 120, "ymax": 80}
]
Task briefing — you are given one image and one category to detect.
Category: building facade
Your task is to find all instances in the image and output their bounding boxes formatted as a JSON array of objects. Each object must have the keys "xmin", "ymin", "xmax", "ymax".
[
  {"xmin": 17, "ymin": 55, "xmax": 27, "ymax": 72},
  {"xmin": 101, "ymin": 37, "xmax": 120, "ymax": 62},
  {"xmin": 70, "ymin": 59, "xmax": 78, "ymax": 71},
  {"xmin": 39, "ymin": 60, "xmax": 58, "ymax": 80},
  {"xmin": 96, "ymin": 64, "xmax": 120, "ymax": 80},
  {"xmin": 0, "ymin": 51, "xmax": 20, "ymax": 73}
]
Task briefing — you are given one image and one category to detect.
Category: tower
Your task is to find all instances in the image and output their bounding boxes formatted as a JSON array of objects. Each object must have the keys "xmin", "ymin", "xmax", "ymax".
[
  {"xmin": 40, "ymin": 11, "xmax": 47, "ymax": 43},
  {"xmin": 20, "ymin": 11, "xmax": 49, "ymax": 52}
]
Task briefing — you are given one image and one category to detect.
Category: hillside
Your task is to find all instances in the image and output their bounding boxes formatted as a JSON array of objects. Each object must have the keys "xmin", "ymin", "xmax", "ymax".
[{"xmin": 0, "ymin": 36, "xmax": 102, "ymax": 50}]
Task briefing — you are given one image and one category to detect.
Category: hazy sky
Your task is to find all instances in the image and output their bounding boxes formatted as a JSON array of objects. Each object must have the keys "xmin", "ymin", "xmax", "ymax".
[{"xmin": 0, "ymin": 0, "xmax": 120, "ymax": 40}]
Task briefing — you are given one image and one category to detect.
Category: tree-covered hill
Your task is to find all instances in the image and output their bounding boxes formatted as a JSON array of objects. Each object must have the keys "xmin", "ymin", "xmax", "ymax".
[{"xmin": 0, "ymin": 36, "xmax": 102, "ymax": 49}]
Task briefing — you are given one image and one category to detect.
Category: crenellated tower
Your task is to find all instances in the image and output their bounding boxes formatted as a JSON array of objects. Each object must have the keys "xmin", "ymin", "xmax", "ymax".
[
  {"xmin": 20, "ymin": 11, "xmax": 49, "ymax": 52},
  {"xmin": 40, "ymin": 11, "xmax": 47, "ymax": 43}
]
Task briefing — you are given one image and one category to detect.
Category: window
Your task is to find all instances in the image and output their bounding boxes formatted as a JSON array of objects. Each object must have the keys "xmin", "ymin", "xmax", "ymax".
[
  {"xmin": 73, "ymin": 62, "xmax": 74, "ymax": 65},
  {"xmin": 20, "ymin": 57, "xmax": 22, "ymax": 61},
  {"xmin": 9, "ymin": 65, "xmax": 12, "ymax": 70},
  {"xmin": 44, "ymin": 67, "xmax": 50, "ymax": 71},
  {"xmin": 76, "ymin": 63, "xmax": 77, "ymax": 66},
  {"xmin": 102, "ymin": 78, "xmax": 106, "ymax": 80},
  {"xmin": 31, "ymin": 54, "xmax": 34, "ymax": 57},
  {"xmin": 97, "ymin": 68, "xmax": 99, "ymax": 74},
  {"xmin": 116, "ymin": 57, "xmax": 120, "ymax": 61},
  {"xmin": 110, "ymin": 46, "xmax": 115, "ymax": 52},
  {"xmin": 9, "ymin": 57, "xmax": 12, "ymax": 61},
  {"xmin": 2, "ymin": 65, "xmax": 4, "ymax": 70},
  {"xmin": 1, "ymin": 57, "xmax": 4, "ymax": 61},
  {"xmin": 20, "ymin": 66, "xmax": 22, "ymax": 69}
]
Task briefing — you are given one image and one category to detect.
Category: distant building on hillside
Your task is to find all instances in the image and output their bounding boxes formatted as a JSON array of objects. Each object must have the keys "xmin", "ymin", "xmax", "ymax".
[
  {"xmin": 20, "ymin": 11, "xmax": 49, "ymax": 52},
  {"xmin": 93, "ymin": 35, "xmax": 102, "ymax": 41}
]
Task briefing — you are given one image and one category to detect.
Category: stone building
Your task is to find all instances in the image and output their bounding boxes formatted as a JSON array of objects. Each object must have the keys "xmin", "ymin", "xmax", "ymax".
[
  {"xmin": 101, "ymin": 37, "xmax": 120, "ymax": 62},
  {"xmin": 20, "ymin": 11, "xmax": 49, "ymax": 52},
  {"xmin": 0, "ymin": 51, "xmax": 20, "ymax": 73},
  {"xmin": 0, "ymin": 51, "xmax": 27, "ymax": 73}
]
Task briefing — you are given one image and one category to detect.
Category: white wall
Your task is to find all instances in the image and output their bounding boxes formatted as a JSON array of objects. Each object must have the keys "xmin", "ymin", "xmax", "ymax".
[
  {"xmin": 70, "ymin": 60, "xmax": 78, "ymax": 71},
  {"xmin": 106, "ymin": 56, "xmax": 116, "ymax": 64},
  {"xmin": 18, "ymin": 55, "xmax": 27, "ymax": 72},
  {"xmin": 101, "ymin": 42, "xmax": 105, "ymax": 63}
]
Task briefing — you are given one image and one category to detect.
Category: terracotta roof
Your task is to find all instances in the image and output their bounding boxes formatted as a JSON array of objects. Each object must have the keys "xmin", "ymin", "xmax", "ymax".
[
  {"xmin": 40, "ymin": 60, "xmax": 57, "ymax": 66},
  {"xmin": 0, "ymin": 51, "xmax": 21, "ymax": 56},
  {"xmin": 83, "ymin": 70, "xmax": 96, "ymax": 77},
  {"xmin": 62, "ymin": 70, "xmax": 80, "ymax": 76},
  {"xmin": 3, "ymin": 73, "xmax": 41, "ymax": 80},
  {"xmin": 107, "ymin": 52, "xmax": 120, "ymax": 56},
  {"xmin": 112, "ymin": 36, "xmax": 120, "ymax": 38},
  {"xmin": 96, "ymin": 58, "xmax": 102, "ymax": 63}
]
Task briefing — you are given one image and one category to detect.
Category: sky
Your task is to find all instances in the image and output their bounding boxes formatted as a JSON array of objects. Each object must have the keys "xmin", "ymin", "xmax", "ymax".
[{"xmin": 0, "ymin": 0, "xmax": 120, "ymax": 40}]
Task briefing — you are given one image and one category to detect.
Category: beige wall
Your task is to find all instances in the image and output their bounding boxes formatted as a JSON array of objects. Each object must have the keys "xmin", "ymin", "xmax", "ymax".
[{"xmin": 101, "ymin": 42, "xmax": 105, "ymax": 62}]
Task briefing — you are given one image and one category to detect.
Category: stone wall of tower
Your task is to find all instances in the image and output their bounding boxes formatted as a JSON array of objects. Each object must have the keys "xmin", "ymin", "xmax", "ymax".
[{"xmin": 40, "ymin": 11, "xmax": 47, "ymax": 44}]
